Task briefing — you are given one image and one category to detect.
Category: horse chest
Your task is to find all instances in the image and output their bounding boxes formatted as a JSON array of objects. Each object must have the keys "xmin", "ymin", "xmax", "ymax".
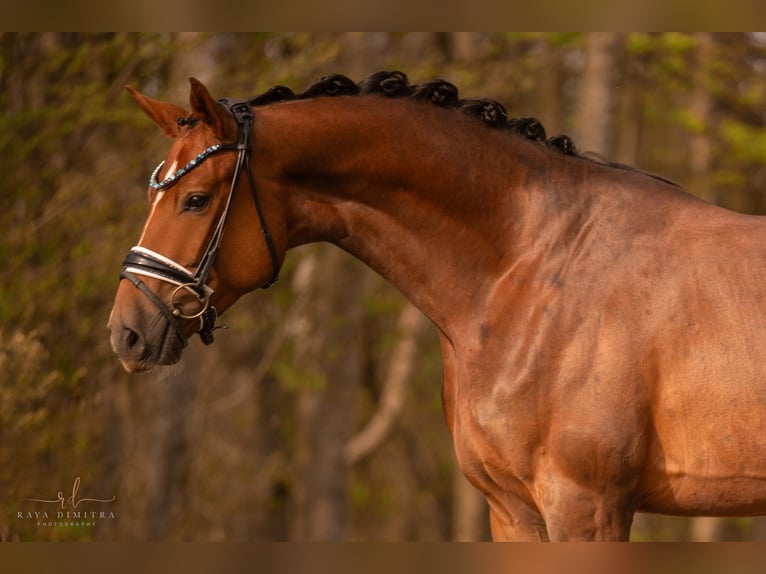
[{"xmin": 443, "ymin": 360, "xmax": 544, "ymax": 495}]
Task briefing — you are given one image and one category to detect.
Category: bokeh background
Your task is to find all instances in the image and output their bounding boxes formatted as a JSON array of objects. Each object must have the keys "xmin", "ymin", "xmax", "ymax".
[{"xmin": 3, "ymin": 32, "xmax": 766, "ymax": 541}]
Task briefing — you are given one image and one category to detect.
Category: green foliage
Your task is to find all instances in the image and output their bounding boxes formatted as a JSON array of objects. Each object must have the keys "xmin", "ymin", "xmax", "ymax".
[
  {"xmin": 626, "ymin": 33, "xmax": 655, "ymax": 55},
  {"xmin": 273, "ymin": 361, "xmax": 327, "ymax": 393},
  {"xmin": 721, "ymin": 120, "xmax": 766, "ymax": 164},
  {"xmin": 0, "ymin": 329, "xmax": 60, "ymax": 424},
  {"xmin": 674, "ymin": 109, "xmax": 707, "ymax": 134}
]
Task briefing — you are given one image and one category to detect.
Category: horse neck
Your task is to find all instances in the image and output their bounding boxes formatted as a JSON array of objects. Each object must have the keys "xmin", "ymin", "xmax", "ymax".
[{"xmin": 254, "ymin": 97, "xmax": 588, "ymax": 335}]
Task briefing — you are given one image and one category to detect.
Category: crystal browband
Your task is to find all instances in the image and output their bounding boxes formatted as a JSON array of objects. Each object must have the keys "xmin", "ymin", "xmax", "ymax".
[{"xmin": 149, "ymin": 144, "xmax": 224, "ymax": 190}]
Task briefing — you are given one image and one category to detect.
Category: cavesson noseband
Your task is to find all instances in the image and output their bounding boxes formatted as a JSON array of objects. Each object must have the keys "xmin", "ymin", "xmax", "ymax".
[{"xmin": 120, "ymin": 98, "xmax": 281, "ymax": 346}]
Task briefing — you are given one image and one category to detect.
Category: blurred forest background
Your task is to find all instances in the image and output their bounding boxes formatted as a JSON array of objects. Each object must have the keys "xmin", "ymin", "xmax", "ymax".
[{"xmin": 3, "ymin": 32, "xmax": 766, "ymax": 542}]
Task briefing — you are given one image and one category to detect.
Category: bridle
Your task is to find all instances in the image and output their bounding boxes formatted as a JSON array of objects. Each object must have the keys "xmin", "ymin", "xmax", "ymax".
[{"xmin": 119, "ymin": 98, "xmax": 281, "ymax": 346}]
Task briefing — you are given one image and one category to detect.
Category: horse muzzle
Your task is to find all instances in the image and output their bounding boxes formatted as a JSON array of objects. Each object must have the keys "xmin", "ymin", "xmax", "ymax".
[{"xmin": 108, "ymin": 292, "xmax": 188, "ymax": 373}]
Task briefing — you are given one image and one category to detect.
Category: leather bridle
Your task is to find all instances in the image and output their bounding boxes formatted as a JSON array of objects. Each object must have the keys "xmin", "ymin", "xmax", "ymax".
[{"xmin": 119, "ymin": 98, "xmax": 281, "ymax": 346}]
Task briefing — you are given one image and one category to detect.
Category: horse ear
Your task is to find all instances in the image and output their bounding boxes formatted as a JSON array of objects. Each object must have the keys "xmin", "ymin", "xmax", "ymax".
[
  {"xmin": 125, "ymin": 85, "xmax": 187, "ymax": 138},
  {"xmin": 188, "ymin": 77, "xmax": 237, "ymax": 142}
]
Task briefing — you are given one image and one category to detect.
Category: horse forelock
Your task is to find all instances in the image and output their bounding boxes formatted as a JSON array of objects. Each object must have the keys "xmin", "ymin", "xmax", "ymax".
[{"xmin": 177, "ymin": 114, "xmax": 200, "ymax": 128}]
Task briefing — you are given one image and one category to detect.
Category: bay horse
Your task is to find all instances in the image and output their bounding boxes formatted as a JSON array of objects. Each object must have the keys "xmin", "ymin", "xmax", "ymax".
[{"xmin": 108, "ymin": 71, "xmax": 766, "ymax": 541}]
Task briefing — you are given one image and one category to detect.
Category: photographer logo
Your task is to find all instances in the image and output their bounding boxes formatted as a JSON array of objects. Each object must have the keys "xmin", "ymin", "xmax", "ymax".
[{"xmin": 18, "ymin": 476, "xmax": 116, "ymax": 528}]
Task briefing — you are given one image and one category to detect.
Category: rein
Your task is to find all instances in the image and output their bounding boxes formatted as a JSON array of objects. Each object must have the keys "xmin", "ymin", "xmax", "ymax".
[{"xmin": 119, "ymin": 98, "xmax": 281, "ymax": 346}]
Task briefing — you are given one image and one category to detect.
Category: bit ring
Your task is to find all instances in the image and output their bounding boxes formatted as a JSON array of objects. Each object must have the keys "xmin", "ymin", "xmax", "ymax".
[{"xmin": 170, "ymin": 283, "xmax": 211, "ymax": 320}]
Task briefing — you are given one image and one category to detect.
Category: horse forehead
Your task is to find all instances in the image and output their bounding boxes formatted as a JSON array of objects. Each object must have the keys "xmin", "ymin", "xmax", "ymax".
[
  {"xmin": 158, "ymin": 135, "xmax": 199, "ymax": 178},
  {"xmin": 159, "ymin": 159, "xmax": 179, "ymax": 184},
  {"xmin": 160, "ymin": 127, "xmax": 222, "ymax": 174}
]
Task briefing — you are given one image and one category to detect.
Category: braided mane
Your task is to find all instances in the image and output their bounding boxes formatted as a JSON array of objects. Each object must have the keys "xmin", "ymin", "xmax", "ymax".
[{"xmin": 245, "ymin": 71, "xmax": 679, "ymax": 188}]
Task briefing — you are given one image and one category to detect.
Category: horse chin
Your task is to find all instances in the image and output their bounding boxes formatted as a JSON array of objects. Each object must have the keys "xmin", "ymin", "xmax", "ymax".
[{"xmin": 156, "ymin": 323, "xmax": 187, "ymax": 365}]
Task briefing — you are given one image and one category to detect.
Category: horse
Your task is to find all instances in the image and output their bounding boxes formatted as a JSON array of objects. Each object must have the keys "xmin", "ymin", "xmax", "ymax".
[{"xmin": 108, "ymin": 71, "xmax": 766, "ymax": 541}]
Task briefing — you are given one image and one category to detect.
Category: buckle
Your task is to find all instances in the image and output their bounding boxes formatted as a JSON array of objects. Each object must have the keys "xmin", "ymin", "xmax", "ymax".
[{"xmin": 198, "ymin": 306, "xmax": 227, "ymax": 345}]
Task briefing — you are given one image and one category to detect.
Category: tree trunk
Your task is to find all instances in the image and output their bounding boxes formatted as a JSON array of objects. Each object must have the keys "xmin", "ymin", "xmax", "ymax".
[
  {"xmin": 288, "ymin": 247, "xmax": 364, "ymax": 541},
  {"xmin": 451, "ymin": 461, "xmax": 489, "ymax": 541},
  {"xmin": 687, "ymin": 32, "xmax": 716, "ymax": 202},
  {"xmin": 532, "ymin": 36, "xmax": 564, "ymax": 133},
  {"xmin": 345, "ymin": 302, "xmax": 426, "ymax": 465},
  {"xmin": 104, "ymin": 361, "xmax": 199, "ymax": 540},
  {"xmin": 574, "ymin": 33, "xmax": 622, "ymax": 156}
]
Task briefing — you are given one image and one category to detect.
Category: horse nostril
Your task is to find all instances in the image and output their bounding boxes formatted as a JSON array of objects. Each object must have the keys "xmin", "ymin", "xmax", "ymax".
[{"xmin": 125, "ymin": 327, "xmax": 140, "ymax": 350}]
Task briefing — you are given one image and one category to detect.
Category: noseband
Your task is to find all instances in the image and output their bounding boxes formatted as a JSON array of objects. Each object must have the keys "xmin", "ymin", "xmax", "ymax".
[{"xmin": 119, "ymin": 98, "xmax": 281, "ymax": 346}]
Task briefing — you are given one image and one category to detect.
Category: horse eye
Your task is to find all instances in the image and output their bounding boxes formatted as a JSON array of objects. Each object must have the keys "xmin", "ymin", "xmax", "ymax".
[{"xmin": 184, "ymin": 194, "xmax": 210, "ymax": 212}]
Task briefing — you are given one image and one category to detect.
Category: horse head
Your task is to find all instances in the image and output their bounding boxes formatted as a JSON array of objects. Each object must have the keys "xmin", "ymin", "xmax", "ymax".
[{"xmin": 108, "ymin": 79, "xmax": 283, "ymax": 373}]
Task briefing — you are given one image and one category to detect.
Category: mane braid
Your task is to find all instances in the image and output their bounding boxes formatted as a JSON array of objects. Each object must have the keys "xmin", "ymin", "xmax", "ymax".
[
  {"xmin": 358, "ymin": 70, "xmax": 413, "ymax": 97},
  {"xmin": 545, "ymin": 134, "xmax": 576, "ymax": 155},
  {"xmin": 297, "ymin": 74, "xmax": 359, "ymax": 98},
  {"xmin": 459, "ymin": 98, "xmax": 508, "ymax": 128},
  {"xmin": 249, "ymin": 85, "xmax": 295, "ymax": 107},
  {"xmin": 410, "ymin": 79, "xmax": 460, "ymax": 108},
  {"xmin": 508, "ymin": 117, "xmax": 547, "ymax": 142},
  {"xmin": 243, "ymin": 70, "xmax": 682, "ymax": 189}
]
